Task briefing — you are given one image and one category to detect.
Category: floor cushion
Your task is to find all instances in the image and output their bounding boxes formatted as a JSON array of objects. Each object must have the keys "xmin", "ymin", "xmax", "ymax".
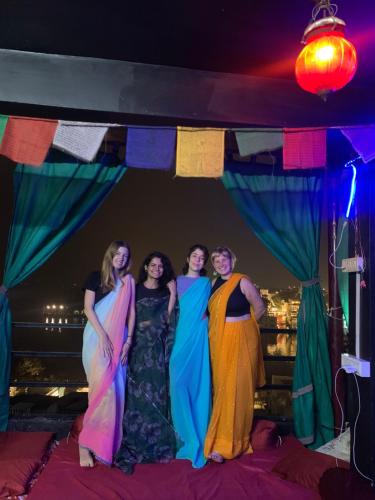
[
  {"xmin": 272, "ymin": 445, "xmax": 350, "ymax": 491},
  {"xmin": 0, "ymin": 431, "xmax": 54, "ymax": 497}
]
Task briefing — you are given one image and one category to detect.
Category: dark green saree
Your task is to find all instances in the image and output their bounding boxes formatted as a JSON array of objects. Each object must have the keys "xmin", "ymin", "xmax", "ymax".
[{"xmin": 115, "ymin": 284, "xmax": 177, "ymax": 474}]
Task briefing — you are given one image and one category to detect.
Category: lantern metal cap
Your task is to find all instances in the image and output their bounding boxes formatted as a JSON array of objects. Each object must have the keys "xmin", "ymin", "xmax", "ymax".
[{"xmin": 303, "ymin": 16, "xmax": 346, "ymax": 43}]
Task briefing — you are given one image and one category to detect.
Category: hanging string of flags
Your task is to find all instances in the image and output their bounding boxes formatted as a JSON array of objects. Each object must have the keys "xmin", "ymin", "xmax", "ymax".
[{"xmin": 0, "ymin": 114, "xmax": 373, "ymax": 176}]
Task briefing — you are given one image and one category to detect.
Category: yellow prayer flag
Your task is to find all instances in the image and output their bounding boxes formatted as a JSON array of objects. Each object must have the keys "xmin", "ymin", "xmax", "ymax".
[{"xmin": 176, "ymin": 127, "xmax": 225, "ymax": 177}]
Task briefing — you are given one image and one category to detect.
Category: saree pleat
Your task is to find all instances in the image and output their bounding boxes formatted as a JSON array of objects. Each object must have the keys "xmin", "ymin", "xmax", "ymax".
[
  {"xmin": 170, "ymin": 277, "xmax": 211, "ymax": 468},
  {"xmin": 204, "ymin": 273, "xmax": 265, "ymax": 459},
  {"xmin": 79, "ymin": 274, "xmax": 132, "ymax": 464}
]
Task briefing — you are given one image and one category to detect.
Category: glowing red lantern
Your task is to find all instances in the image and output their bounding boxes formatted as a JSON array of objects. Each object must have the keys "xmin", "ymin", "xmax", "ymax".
[{"xmin": 295, "ymin": 15, "xmax": 357, "ymax": 98}]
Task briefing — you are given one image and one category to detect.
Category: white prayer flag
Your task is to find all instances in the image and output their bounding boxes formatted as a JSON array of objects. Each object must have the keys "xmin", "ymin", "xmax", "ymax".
[{"xmin": 53, "ymin": 121, "xmax": 121, "ymax": 162}]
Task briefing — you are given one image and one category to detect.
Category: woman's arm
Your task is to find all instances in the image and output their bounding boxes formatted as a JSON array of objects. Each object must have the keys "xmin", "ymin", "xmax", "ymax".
[
  {"xmin": 126, "ymin": 276, "xmax": 136, "ymax": 340},
  {"xmin": 84, "ymin": 289, "xmax": 113, "ymax": 359},
  {"xmin": 121, "ymin": 277, "xmax": 136, "ymax": 364},
  {"xmin": 240, "ymin": 278, "xmax": 266, "ymax": 321},
  {"xmin": 166, "ymin": 280, "xmax": 177, "ymax": 317}
]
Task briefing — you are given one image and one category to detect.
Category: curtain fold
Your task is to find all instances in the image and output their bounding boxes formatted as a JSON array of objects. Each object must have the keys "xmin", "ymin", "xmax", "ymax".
[
  {"xmin": 222, "ymin": 166, "xmax": 333, "ymax": 448},
  {"xmin": 0, "ymin": 154, "xmax": 126, "ymax": 429},
  {"xmin": 336, "ymin": 216, "xmax": 349, "ymax": 329}
]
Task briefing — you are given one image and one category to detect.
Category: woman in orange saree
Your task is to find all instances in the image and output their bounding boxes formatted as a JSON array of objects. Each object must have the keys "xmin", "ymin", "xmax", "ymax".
[
  {"xmin": 78, "ymin": 240, "xmax": 135, "ymax": 467},
  {"xmin": 204, "ymin": 247, "xmax": 266, "ymax": 463}
]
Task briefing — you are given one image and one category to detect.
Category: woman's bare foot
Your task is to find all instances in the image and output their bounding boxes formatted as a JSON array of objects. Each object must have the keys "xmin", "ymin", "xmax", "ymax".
[
  {"xmin": 209, "ymin": 451, "xmax": 224, "ymax": 463},
  {"xmin": 79, "ymin": 445, "xmax": 94, "ymax": 467}
]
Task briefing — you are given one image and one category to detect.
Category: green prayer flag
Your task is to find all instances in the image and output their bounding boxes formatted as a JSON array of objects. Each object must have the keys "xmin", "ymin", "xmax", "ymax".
[{"xmin": 0, "ymin": 115, "xmax": 9, "ymax": 146}]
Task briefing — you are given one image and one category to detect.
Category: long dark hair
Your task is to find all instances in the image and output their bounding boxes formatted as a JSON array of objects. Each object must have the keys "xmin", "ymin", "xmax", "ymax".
[
  {"xmin": 182, "ymin": 244, "xmax": 209, "ymax": 276},
  {"xmin": 138, "ymin": 251, "xmax": 175, "ymax": 288}
]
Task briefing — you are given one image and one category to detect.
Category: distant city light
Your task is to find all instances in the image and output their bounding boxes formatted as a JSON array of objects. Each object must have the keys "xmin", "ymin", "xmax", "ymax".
[{"xmin": 42, "ymin": 303, "xmax": 86, "ymax": 332}]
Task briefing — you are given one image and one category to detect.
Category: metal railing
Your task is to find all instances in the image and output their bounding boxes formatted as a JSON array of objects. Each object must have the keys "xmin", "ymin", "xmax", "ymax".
[{"xmin": 10, "ymin": 322, "xmax": 296, "ymax": 392}]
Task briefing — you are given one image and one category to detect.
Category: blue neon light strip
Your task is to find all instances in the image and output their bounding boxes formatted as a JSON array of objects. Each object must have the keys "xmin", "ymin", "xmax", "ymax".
[{"xmin": 345, "ymin": 163, "xmax": 357, "ymax": 218}]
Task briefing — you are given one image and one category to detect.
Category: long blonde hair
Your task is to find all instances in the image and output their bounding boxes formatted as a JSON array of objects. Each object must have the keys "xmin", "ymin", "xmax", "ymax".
[{"xmin": 101, "ymin": 240, "xmax": 131, "ymax": 292}]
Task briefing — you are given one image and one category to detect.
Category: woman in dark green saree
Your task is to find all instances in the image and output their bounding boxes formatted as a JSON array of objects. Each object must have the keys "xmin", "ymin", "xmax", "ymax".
[{"xmin": 115, "ymin": 251, "xmax": 177, "ymax": 474}]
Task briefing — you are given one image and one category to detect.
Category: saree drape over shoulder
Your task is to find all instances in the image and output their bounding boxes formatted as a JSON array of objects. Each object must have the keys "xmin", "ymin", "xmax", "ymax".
[
  {"xmin": 204, "ymin": 273, "xmax": 265, "ymax": 460},
  {"xmin": 79, "ymin": 274, "xmax": 132, "ymax": 464},
  {"xmin": 170, "ymin": 276, "xmax": 211, "ymax": 468}
]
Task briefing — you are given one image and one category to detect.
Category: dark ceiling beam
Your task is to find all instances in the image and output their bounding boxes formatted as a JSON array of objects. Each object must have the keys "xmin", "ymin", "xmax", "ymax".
[{"xmin": 0, "ymin": 49, "xmax": 373, "ymax": 127}]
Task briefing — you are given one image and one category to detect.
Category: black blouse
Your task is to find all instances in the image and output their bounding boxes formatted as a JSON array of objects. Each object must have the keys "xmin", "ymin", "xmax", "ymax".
[
  {"xmin": 211, "ymin": 277, "xmax": 250, "ymax": 317},
  {"xmin": 136, "ymin": 283, "xmax": 169, "ymax": 301},
  {"xmin": 83, "ymin": 271, "xmax": 111, "ymax": 305}
]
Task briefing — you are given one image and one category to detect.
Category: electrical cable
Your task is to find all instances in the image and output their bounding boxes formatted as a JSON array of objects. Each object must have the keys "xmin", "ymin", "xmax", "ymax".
[
  {"xmin": 326, "ymin": 305, "xmax": 344, "ymax": 322},
  {"xmin": 328, "ymin": 219, "xmax": 348, "ymax": 269},
  {"xmin": 334, "ymin": 365, "xmax": 374, "ymax": 485},
  {"xmin": 329, "ymin": 156, "xmax": 363, "ymax": 271},
  {"xmin": 333, "ymin": 367, "xmax": 346, "ymax": 467},
  {"xmin": 351, "ymin": 373, "xmax": 374, "ymax": 485}
]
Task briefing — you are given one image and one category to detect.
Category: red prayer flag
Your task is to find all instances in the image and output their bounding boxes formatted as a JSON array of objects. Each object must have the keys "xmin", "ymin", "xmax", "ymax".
[
  {"xmin": 283, "ymin": 128, "xmax": 326, "ymax": 170},
  {"xmin": 0, "ymin": 116, "xmax": 58, "ymax": 166}
]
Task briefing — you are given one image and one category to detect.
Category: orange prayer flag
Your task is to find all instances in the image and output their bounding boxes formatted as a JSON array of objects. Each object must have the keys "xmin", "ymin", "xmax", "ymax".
[
  {"xmin": 176, "ymin": 127, "xmax": 225, "ymax": 177},
  {"xmin": 0, "ymin": 116, "xmax": 58, "ymax": 167}
]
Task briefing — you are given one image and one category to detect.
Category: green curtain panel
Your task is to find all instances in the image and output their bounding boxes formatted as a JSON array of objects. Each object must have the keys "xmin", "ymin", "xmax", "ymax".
[
  {"xmin": 336, "ymin": 217, "xmax": 349, "ymax": 330},
  {"xmin": 0, "ymin": 155, "xmax": 126, "ymax": 430},
  {"xmin": 222, "ymin": 168, "xmax": 334, "ymax": 448}
]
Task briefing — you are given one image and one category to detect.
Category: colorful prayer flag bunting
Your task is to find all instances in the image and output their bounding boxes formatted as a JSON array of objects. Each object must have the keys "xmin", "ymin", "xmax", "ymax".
[
  {"xmin": 234, "ymin": 128, "xmax": 283, "ymax": 157},
  {"xmin": 0, "ymin": 116, "xmax": 57, "ymax": 167},
  {"xmin": 53, "ymin": 121, "xmax": 118, "ymax": 162},
  {"xmin": 340, "ymin": 126, "xmax": 375, "ymax": 163},
  {"xmin": 125, "ymin": 127, "xmax": 176, "ymax": 169},
  {"xmin": 176, "ymin": 127, "xmax": 225, "ymax": 178},
  {"xmin": 283, "ymin": 128, "xmax": 326, "ymax": 170},
  {"xmin": 0, "ymin": 115, "xmax": 9, "ymax": 147}
]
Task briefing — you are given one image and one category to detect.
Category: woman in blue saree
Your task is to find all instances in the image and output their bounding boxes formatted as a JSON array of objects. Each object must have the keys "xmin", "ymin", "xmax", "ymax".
[{"xmin": 169, "ymin": 244, "xmax": 211, "ymax": 468}]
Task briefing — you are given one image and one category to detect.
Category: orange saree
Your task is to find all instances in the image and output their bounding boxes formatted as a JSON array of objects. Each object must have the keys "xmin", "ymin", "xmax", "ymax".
[{"xmin": 204, "ymin": 273, "xmax": 265, "ymax": 459}]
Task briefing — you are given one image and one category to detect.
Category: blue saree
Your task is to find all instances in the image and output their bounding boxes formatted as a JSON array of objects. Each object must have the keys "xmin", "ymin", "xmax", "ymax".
[{"xmin": 169, "ymin": 276, "xmax": 211, "ymax": 468}]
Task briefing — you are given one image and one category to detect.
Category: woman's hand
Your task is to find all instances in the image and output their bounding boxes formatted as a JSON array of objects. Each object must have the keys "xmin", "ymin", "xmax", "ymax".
[
  {"xmin": 99, "ymin": 333, "xmax": 113, "ymax": 361},
  {"xmin": 166, "ymin": 280, "xmax": 177, "ymax": 297},
  {"xmin": 121, "ymin": 340, "xmax": 131, "ymax": 365}
]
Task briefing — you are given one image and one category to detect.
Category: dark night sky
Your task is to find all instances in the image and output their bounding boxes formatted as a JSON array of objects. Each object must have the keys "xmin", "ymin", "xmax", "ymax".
[{"xmin": 0, "ymin": 157, "xmax": 328, "ymax": 322}]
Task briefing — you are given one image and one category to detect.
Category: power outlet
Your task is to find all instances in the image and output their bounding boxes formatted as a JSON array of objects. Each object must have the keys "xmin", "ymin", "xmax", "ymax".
[
  {"xmin": 342, "ymin": 256, "xmax": 363, "ymax": 273},
  {"xmin": 341, "ymin": 353, "xmax": 371, "ymax": 377}
]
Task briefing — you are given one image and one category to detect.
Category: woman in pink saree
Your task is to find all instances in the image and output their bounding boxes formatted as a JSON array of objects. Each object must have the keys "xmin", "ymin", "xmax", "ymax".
[{"xmin": 78, "ymin": 240, "xmax": 135, "ymax": 467}]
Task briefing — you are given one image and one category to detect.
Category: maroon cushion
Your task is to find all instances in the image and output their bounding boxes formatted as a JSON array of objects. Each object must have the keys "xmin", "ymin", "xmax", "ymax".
[
  {"xmin": 272, "ymin": 446, "xmax": 349, "ymax": 491},
  {"xmin": 0, "ymin": 431, "xmax": 54, "ymax": 496},
  {"xmin": 319, "ymin": 466, "xmax": 375, "ymax": 500},
  {"xmin": 69, "ymin": 413, "xmax": 85, "ymax": 440},
  {"xmin": 250, "ymin": 419, "xmax": 279, "ymax": 450}
]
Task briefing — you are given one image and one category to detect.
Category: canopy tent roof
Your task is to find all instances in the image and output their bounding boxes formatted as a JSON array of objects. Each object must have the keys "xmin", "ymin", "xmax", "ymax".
[{"xmin": 0, "ymin": 0, "xmax": 374, "ymax": 127}]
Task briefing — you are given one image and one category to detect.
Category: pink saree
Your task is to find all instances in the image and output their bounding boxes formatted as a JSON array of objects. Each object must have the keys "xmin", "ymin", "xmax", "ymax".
[{"xmin": 79, "ymin": 274, "xmax": 132, "ymax": 464}]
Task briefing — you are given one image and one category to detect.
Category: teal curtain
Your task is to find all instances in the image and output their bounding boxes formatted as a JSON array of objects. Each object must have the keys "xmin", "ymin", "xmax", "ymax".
[
  {"xmin": 222, "ymin": 167, "xmax": 334, "ymax": 448},
  {"xmin": 0, "ymin": 154, "xmax": 126, "ymax": 429},
  {"xmin": 336, "ymin": 217, "xmax": 349, "ymax": 330}
]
